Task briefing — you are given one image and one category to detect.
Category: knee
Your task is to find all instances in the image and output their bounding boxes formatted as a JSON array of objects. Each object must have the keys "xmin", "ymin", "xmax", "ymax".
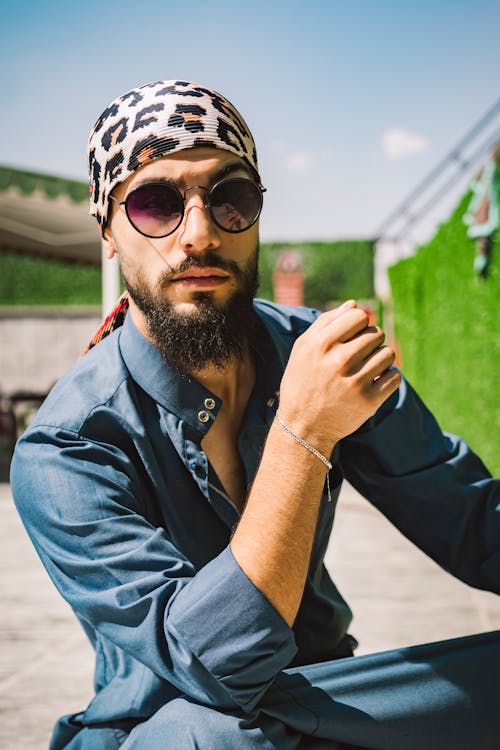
[
  {"xmin": 122, "ymin": 698, "xmax": 293, "ymax": 750},
  {"xmin": 122, "ymin": 698, "xmax": 244, "ymax": 750}
]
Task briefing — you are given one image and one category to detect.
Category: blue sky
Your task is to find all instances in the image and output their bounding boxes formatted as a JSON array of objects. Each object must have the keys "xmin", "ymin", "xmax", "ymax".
[{"xmin": 1, "ymin": 0, "xmax": 499, "ymax": 244}]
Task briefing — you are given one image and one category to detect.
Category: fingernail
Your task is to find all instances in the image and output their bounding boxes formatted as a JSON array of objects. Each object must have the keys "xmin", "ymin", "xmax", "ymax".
[{"xmin": 339, "ymin": 299, "xmax": 355, "ymax": 310}]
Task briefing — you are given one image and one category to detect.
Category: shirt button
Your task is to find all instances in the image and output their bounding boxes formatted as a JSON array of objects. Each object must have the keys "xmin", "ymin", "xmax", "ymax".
[
  {"xmin": 189, "ymin": 459, "xmax": 204, "ymax": 476},
  {"xmin": 198, "ymin": 410, "xmax": 210, "ymax": 423},
  {"xmin": 204, "ymin": 398, "xmax": 216, "ymax": 410}
]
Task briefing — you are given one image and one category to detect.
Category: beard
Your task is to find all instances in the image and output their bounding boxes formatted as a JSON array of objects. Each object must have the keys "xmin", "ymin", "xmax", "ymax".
[{"xmin": 122, "ymin": 248, "xmax": 260, "ymax": 373}]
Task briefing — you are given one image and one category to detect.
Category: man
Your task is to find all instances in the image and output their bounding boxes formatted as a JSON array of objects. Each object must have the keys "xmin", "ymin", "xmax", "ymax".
[
  {"xmin": 11, "ymin": 80, "xmax": 500, "ymax": 749},
  {"xmin": 463, "ymin": 142, "xmax": 499, "ymax": 277}
]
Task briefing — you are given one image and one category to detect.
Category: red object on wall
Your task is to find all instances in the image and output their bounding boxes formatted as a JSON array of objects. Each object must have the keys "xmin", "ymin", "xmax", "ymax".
[{"xmin": 273, "ymin": 250, "xmax": 304, "ymax": 306}]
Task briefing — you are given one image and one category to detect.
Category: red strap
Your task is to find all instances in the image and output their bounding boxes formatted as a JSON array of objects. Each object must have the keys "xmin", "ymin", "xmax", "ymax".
[{"xmin": 80, "ymin": 292, "xmax": 130, "ymax": 357}]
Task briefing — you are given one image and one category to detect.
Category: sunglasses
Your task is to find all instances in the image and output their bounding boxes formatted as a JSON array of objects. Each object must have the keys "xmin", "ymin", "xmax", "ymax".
[{"xmin": 110, "ymin": 177, "xmax": 266, "ymax": 238}]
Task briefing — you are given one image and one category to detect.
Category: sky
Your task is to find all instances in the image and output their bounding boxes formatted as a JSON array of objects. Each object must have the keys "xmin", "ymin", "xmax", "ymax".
[{"xmin": 1, "ymin": 0, "xmax": 499, "ymax": 262}]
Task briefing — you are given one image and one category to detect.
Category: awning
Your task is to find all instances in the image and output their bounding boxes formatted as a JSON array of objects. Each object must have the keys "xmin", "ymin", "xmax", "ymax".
[{"xmin": 0, "ymin": 165, "xmax": 101, "ymax": 265}]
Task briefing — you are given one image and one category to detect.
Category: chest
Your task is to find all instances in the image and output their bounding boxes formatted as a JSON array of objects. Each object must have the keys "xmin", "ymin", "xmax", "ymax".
[{"xmin": 201, "ymin": 415, "xmax": 248, "ymax": 514}]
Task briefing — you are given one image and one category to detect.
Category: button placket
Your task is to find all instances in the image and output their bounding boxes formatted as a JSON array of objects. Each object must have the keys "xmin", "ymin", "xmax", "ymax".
[{"xmin": 197, "ymin": 396, "xmax": 217, "ymax": 425}]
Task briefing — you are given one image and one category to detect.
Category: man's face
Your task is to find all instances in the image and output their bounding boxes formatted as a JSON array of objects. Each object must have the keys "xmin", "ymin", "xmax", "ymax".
[
  {"xmin": 104, "ymin": 147, "xmax": 261, "ymax": 371},
  {"xmin": 105, "ymin": 147, "xmax": 260, "ymax": 313}
]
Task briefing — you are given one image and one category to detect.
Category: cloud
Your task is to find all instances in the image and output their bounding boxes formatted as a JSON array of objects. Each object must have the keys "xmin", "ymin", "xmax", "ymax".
[
  {"xmin": 283, "ymin": 150, "xmax": 313, "ymax": 172},
  {"xmin": 381, "ymin": 128, "xmax": 429, "ymax": 160},
  {"xmin": 268, "ymin": 139, "xmax": 287, "ymax": 155}
]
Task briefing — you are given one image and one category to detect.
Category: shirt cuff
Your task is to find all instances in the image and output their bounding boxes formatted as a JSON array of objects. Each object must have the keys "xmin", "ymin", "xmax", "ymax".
[{"xmin": 166, "ymin": 545, "xmax": 297, "ymax": 712}]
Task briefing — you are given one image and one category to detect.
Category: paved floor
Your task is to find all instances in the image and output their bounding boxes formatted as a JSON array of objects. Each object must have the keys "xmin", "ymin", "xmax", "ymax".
[{"xmin": 1, "ymin": 481, "xmax": 500, "ymax": 749}]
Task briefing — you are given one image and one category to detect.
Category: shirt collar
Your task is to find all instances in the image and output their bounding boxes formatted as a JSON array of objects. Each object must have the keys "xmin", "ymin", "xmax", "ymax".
[
  {"xmin": 119, "ymin": 312, "xmax": 221, "ymax": 436},
  {"xmin": 118, "ymin": 305, "xmax": 283, "ymax": 436}
]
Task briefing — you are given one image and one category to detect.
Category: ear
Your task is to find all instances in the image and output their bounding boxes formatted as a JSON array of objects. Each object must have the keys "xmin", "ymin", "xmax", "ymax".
[{"xmin": 102, "ymin": 227, "xmax": 117, "ymax": 260}]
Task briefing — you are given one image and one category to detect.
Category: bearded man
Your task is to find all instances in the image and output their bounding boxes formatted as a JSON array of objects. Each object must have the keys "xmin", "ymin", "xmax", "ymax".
[{"xmin": 11, "ymin": 80, "xmax": 500, "ymax": 750}]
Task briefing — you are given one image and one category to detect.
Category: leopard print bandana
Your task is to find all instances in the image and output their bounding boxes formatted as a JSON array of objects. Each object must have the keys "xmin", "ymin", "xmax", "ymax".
[{"xmin": 87, "ymin": 80, "xmax": 259, "ymax": 236}]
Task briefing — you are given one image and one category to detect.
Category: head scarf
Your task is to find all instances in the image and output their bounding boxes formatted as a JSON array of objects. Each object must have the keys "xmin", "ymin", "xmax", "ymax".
[{"xmin": 87, "ymin": 80, "xmax": 259, "ymax": 236}]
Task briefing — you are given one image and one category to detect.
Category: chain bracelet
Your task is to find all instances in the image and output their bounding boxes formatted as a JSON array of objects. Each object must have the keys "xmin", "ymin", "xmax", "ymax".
[{"xmin": 274, "ymin": 413, "xmax": 333, "ymax": 501}]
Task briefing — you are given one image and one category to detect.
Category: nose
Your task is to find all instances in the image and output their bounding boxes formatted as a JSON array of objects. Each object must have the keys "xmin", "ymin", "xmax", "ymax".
[{"xmin": 178, "ymin": 187, "xmax": 221, "ymax": 256}]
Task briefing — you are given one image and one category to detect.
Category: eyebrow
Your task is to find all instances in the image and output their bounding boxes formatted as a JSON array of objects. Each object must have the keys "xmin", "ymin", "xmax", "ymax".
[
  {"xmin": 211, "ymin": 161, "xmax": 253, "ymax": 183},
  {"xmin": 130, "ymin": 160, "xmax": 253, "ymax": 193}
]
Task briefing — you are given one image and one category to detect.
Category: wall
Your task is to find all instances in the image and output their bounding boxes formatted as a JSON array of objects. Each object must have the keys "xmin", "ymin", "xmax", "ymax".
[
  {"xmin": 0, "ymin": 308, "xmax": 101, "ymax": 396},
  {"xmin": 389, "ymin": 190, "xmax": 499, "ymax": 475}
]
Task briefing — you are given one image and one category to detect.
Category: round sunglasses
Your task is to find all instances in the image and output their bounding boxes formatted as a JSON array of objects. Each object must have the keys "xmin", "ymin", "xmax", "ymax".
[{"xmin": 110, "ymin": 177, "xmax": 266, "ymax": 238}]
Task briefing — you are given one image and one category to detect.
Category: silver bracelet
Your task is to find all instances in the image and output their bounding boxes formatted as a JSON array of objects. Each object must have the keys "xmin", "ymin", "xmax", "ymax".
[{"xmin": 274, "ymin": 413, "xmax": 333, "ymax": 502}]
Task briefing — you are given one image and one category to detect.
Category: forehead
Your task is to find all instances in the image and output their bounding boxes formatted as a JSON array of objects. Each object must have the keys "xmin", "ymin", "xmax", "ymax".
[{"xmin": 116, "ymin": 148, "xmax": 251, "ymax": 196}]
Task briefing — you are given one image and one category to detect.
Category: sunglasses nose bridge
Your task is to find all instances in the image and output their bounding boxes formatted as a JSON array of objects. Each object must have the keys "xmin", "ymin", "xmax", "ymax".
[{"xmin": 182, "ymin": 184, "xmax": 210, "ymax": 210}]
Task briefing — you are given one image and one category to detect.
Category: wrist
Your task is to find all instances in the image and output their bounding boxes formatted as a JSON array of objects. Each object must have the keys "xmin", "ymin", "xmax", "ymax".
[
  {"xmin": 274, "ymin": 408, "xmax": 336, "ymax": 458},
  {"xmin": 274, "ymin": 413, "xmax": 335, "ymax": 502}
]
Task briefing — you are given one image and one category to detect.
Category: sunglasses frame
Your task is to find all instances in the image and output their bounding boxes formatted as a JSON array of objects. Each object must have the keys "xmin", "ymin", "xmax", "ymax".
[{"xmin": 110, "ymin": 177, "xmax": 266, "ymax": 238}]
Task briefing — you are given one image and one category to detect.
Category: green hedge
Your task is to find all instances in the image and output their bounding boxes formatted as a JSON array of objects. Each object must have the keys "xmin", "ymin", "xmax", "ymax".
[
  {"xmin": 259, "ymin": 240, "xmax": 374, "ymax": 306},
  {"xmin": 1, "ymin": 240, "xmax": 374, "ymax": 308},
  {"xmin": 389, "ymin": 190, "xmax": 499, "ymax": 475},
  {"xmin": 0, "ymin": 166, "xmax": 89, "ymax": 203},
  {"xmin": 0, "ymin": 252, "xmax": 102, "ymax": 305}
]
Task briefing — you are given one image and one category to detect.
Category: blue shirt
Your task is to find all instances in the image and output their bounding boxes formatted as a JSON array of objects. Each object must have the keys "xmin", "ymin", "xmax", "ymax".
[{"xmin": 10, "ymin": 300, "xmax": 500, "ymax": 725}]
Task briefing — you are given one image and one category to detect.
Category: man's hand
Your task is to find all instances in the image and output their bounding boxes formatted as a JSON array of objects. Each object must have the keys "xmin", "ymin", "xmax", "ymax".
[
  {"xmin": 231, "ymin": 301, "xmax": 401, "ymax": 626},
  {"xmin": 278, "ymin": 300, "xmax": 401, "ymax": 454}
]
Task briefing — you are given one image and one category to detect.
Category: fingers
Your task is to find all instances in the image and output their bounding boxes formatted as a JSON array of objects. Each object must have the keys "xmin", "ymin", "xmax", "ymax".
[
  {"xmin": 311, "ymin": 300, "xmax": 357, "ymax": 330},
  {"xmin": 342, "ymin": 325, "xmax": 385, "ymax": 364},
  {"xmin": 336, "ymin": 310, "xmax": 373, "ymax": 344},
  {"xmin": 314, "ymin": 307, "xmax": 371, "ymax": 345},
  {"xmin": 302, "ymin": 305, "xmax": 399, "ymax": 399},
  {"xmin": 370, "ymin": 366, "xmax": 402, "ymax": 402},
  {"xmin": 369, "ymin": 345, "xmax": 396, "ymax": 378},
  {"xmin": 332, "ymin": 328, "xmax": 398, "ymax": 397}
]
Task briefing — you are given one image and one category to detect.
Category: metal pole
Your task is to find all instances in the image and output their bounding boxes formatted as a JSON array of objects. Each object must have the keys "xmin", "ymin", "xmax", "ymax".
[{"xmin": 101, "ymin": 241, "xmax": 120, "ymax": 318}]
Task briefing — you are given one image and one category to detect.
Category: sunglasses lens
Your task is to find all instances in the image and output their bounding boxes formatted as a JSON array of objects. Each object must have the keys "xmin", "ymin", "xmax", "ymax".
[
  {"xmin": 125, "ymin": 183, "xmax": 183, "ymax": 237},
  {"xmin": 211, "ymin": 179, "xmax": 263, "ymax": 232}
]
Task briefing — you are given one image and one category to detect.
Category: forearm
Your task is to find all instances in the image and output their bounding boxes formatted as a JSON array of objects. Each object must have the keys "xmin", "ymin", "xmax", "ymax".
[
  {"xmin": 231, "ymin": 420, "xmax": 331, "ymax": 626},
  {"xmin": 231, "ymin": 303, "xmax": 400, "ymax": 627}
]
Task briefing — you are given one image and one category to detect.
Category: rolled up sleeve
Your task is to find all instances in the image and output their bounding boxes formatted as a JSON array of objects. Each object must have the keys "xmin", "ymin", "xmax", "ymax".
[{"xmin": 166, "ymin": 547, "xmax": 297, "ymax": 711}]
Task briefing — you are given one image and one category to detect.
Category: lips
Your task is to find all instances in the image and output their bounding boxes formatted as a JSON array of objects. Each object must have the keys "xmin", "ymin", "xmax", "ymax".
[
  {"xmin": 172, "ymin": 267, "xmax": 228, "ymax": 281},
  {"xmin": 171, "ymin": 267, "xmax": 230, "ymax": 282}
]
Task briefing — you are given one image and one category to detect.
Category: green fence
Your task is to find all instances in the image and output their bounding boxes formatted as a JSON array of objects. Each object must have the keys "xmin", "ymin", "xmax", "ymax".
[{"xmin": 389, "ymin": 191, "xmax": 499, "ymax": 475}]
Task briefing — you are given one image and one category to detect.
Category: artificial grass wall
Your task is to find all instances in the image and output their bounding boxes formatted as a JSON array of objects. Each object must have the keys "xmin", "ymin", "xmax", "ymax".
[
  {"xmin": 389, "ymin": 191, "xmax": 499, "ymax": 475},
  {"xmin": 1, "ymin": 240, "xmax": 374, "ymax": 308}
]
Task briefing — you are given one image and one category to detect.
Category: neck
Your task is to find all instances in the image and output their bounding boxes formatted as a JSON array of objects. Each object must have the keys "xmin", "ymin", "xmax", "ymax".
[
  {"xmin": 128, "ymin": 299, "xmax": 150, "ymax": 341},
  {"xmin": 191, "ymin": 350, "xmax": 255, "ymax": 409}
]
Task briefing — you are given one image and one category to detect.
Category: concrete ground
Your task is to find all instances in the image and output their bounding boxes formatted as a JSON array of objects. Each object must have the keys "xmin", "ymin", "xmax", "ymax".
[{"xmin": 1, "ymin": 481, "xmax": 500, "ymax": 749}]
